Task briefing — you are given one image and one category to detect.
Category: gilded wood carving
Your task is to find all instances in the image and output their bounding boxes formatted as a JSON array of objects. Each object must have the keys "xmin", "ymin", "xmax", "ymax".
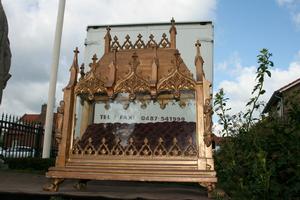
[
  {"xmin": 75, "ymin": 55, "xmax": 107, "ymax": 100},
  {"xmin": 157, "ymin": 50, "xmax": 195, "ymax": 98},
  {"xmin": 204, "ymin": 97, "xmax": 213, "ymax": 147},
  {"xmin": 55, "ymin": 100, "xmax": 64, "ymax": 144},
  {"xmin": 114, "ymin": 52, "xmax": 151, "ymax": 100},
  {"xmin": 75, "ymin": 20, "xmax": 195, "ymax": 101},
  {"xmin": 71, "ymin": 136, "xmax": 198, "ymax": 158},
  {"xmin": 45, "ymin": 19, "xmax": 217, "ymax": 196}
]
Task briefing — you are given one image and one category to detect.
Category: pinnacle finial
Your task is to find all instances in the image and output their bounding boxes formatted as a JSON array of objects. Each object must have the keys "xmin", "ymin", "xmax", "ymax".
[
  {"xmin": 92, "ymin": 54, "xmax": 98, "ymax": 66},
  {"xmin": 80, "ymin": 63, "xmax": 85, "ymax": 78},
  {"xmin": 104, "ymin": 26, "xmax": 112, "ymax": 53},
  {"xmin": 194, "ymin": 40, "xmax": 205, "ymax": 81},
  {"xmin": 171, "ymin": 17, "xmax": 175, "ymax": 24},
  {"xmin": 130, "ymin": 51, "xmax": 140, "ymax": 72},
  {"xmin": 169, "ymin": 17, "xmax": 177, "ymax": 48},
  {"xmin": 74, "ymin": 47, "xmax": 79, "ymax": 54},
  {"xmin": 170, "ymin": 17, "xmax": 176, "ymax": 32},
  {"xmin": 92, "ymin": 54, "xmax": 97, "ymax": 60},
  {"xmin": 66, "ymin": 47, "xmax": 79, "ymax": 89},
  {"xmin": 195, "ymin": 40, "xmax": 201, "ymax": 47},
  {"xmin": 195, "ymin": 40, "xmax": 201, "ymax": 55},
  {"xmin": 72, "ymin": 47, "xmax": 79, "ymax": 67}
]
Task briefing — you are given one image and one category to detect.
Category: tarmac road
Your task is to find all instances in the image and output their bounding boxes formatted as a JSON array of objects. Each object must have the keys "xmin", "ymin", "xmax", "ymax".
[{"xmin": 0, "ymin": 170, "xmax": 209, "ymax": 200}]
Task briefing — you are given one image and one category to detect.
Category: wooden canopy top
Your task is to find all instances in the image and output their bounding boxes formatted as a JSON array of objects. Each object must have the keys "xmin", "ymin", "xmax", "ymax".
[{"xmin": 73, "ymin": 19, "xmax": 205, "ymax": 101}]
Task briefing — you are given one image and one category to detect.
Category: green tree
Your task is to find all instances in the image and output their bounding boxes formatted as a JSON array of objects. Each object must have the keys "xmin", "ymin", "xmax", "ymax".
[{"xmin": 214, "ymin": 49, "xmax": 300, "ymax": 199}]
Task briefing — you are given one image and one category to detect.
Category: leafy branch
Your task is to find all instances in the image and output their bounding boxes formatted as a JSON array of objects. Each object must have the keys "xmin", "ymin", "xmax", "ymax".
[
  {"xmin": 214, "ymin": 88, "xmax": 232, "ymax": 137},
  {"xmin": 214, "ymin": 49, "xmax": 273, "ymax": 135},
  {"xmin": 244, "ymin": 48, "xmax": 274, "ymax": 130}
]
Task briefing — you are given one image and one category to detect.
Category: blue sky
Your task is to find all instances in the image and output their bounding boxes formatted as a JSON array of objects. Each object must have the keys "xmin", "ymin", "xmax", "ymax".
[
  {"xmin": 211, "ymin": 0, "xmax": 300, "ymax": 115},
  {"xmin": 215, "ymin": 0, "xmax": 300, "ymax": 83},
  {"xmin": 0, "ymin": 0, "xmax": 299, "ymax": 116}
]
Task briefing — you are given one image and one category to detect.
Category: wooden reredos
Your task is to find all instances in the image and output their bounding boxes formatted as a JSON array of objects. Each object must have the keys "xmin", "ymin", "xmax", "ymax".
[
  {"xmin": 75, "ymin": 19, "xmax": 196, "ymax": 102},
  {"xmin": 45, "ymin": 19, "xmax": 217, "ymax": 195}
]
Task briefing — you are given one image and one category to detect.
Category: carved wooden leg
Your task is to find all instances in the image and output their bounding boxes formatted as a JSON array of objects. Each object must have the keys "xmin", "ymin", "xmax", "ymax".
[
  {"xmin": 199, "ymin": 182, "xmax": 216, "ymax": 198},
  {"xmin": 73, "ymin": 179, "xmax": 89, "ymax": 191},
  {"xmin": 43, "ymin": 178, "xmax": 64, "ymax": 192}
]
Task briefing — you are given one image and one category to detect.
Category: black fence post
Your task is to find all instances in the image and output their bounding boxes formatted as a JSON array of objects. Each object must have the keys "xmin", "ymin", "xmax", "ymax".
[
  {"xmin": 34, "ymin": 123, "xmax": 44, "ymax": 158},
  {"xmin": 0, "ymin": 113, "xmax": 47, "ymax": 158}
]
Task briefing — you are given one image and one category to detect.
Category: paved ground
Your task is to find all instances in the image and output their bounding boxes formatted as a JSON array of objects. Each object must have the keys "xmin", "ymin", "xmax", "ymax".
[{"xmin": 0, "ymin": 170, "xmax": 209, "ymax": 200}]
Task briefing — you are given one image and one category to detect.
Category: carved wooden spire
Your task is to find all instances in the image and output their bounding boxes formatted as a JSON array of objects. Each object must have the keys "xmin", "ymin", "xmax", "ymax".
[
  {"xmin": 104, "ymin": 26, "xmax": 112, "ymax": 53},
  {"xmin": 194, "ymin": 40, "xmax": 205, "ymax": 81},
  {"xmin": 105, "ymin": 47, "xmax": 117, "ymax": 88},
  {"xmin": 169, "ymin": 18, "xmax": 177, "ymax": 49},
  {"xmin": 130, "ymin": 51, "xmax": 140, "ymax": 73},
  {"xmin": 66, "ymin": 47, "xmax": 79, "ymax": 89},
  {"xmin": 105, "ymin": 47, "xmax": 117, "ymax": 98},
  {"xmin": 150, "ymin": 44, "xmax": 158, "ymax": 96},
  {"xmin": 174, "ymin": 49, "xmax": 182, "ymax": 70},
  {"xmin": 73, "ymin": 47, "xmax": 79, "ymax": 66},
  {"xmin": 79, "ymin": 63, "xmax": 85, "ymax": 79},
  {"xmin": 90, "ymin": 54, "xmax": 98, "ymax": 70}
]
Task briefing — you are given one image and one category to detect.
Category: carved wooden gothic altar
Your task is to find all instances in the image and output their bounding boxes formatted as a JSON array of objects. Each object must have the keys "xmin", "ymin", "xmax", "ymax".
[{"xmin": 44, "ymin": 19, "xmax": 217, "ymax": 195}]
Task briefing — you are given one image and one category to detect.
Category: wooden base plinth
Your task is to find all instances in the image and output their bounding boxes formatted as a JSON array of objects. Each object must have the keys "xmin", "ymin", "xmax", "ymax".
[
  {"xmin": 47, "ymin": 166, "xmax": 217, "ymax": 183},
  {"xmin": 45, "ymin": 163, "xmax": 217, "ymax": 198}
]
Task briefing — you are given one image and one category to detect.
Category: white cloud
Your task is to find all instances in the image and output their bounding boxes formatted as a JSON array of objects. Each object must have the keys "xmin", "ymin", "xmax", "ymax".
[
  {"xmin": 0, "ymin": 0, "xmax": 216, "ymax": 115},
  {"xmin": 277, "ymin": 0, "xmax": 295, "ymax": 6},
  {"xmin": 296, "ymin": 50, "xmax": 300, "ymax": 60},
  {"xmin": 293, "ymin": 12, "xmax": 300, "ymax": 26},
  {"xmin": 215, "ymin": 55, "xmax": 300, "ymax": 116},
  {"xmin": 216, "ymin": 51, "xmax": 241, "ymax": 72},
  {"xmin": 276, "ymin": 0, "xmax": 300, "ymax": 27}
]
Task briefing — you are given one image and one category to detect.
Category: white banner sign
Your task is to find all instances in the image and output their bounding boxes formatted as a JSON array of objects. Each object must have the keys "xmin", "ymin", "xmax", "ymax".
[{"xmin": 94, "ymin": 100, "xmax": 196, "ymax": 123}]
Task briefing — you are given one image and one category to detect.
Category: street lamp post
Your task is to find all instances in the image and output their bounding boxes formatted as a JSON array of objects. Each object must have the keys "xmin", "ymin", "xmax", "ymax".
[{"xmin": 42, "ymin": 0, "xmax": 66, "ymax": 158}]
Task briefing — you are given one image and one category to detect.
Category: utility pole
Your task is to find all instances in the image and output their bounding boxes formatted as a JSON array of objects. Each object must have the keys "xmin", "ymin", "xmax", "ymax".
[{"xmin": 42, "ymin": 0, "xmax": 66, "ymax": 158}]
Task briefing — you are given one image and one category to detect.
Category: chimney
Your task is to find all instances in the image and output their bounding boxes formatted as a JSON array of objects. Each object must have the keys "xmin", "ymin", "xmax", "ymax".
[{"xmin": 40, "ymin": 104, "xmax": 47, "ymax": 125}]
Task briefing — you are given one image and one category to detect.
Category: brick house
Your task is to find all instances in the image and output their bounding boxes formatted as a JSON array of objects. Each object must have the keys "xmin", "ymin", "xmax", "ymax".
[
  {"xmin": 21, "ymin": 104, "xmax": 57, "ymax": 129},
  {"xmin": 263, "ymin": 78, "xmax": 300, "ymax": 117}
]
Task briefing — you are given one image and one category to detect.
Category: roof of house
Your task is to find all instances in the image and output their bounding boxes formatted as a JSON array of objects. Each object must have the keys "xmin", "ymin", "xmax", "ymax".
[
  {"xmin": 263, "ymin": 78, "xmax": 300, "ymax": 113},
  {"xmin": 20, "ymin": 114, "xmax": 41, "ymax": 123},
  {"xmin": 20, "ymin": 113, "xmax": 57, "ymax": 126},
  {"xmin": 277, "ymin": 78, "xmax": 300, "ymax": 93},
  {"xmin": 212, "ymin": 134, "xmax": 223, "ymax": 145}
]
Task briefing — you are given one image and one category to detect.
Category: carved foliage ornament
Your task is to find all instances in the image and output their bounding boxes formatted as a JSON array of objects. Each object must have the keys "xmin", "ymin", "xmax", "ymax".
[
  {"xmin": 55, "ymin": 100, "xmax": 65, "ymax": 145},
  {"xmin": 114, "ymin": 73, "xmax": 151, "ymax": 100},
  {"xmin": 71, "ymin": 136, "xmax": 198, "ymax": 158},
  {"xmin": 75, "ymin": 60, "xmax": 106, "ymax": 100},
  {"xmin": 114, "ymin": 52, "xmax": 151, "ymax": 100},
  {"xmin": 110, "ymin": 33, "xmax": 171, "ymax": 51},
  {"xmin": 75, "ymin": 37, "xmax": 196, "ymax": 100},
  {"xmin": 158, "ymin": 51, "xmax": 195, "ymax": 98},
  {"xmin": 203, "ymin": 97, "xmax": 213, "ymax": 147}
]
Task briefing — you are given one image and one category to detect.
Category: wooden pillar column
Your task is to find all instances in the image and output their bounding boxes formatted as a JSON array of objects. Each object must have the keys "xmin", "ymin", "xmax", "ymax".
[
  {"xmin": 203, "ymin": 78, "xmax": 214, "ymax": 170},
  {"xmin": 55, "ymin": 48, "xmax": 79, "ymax": 167},
  {"xmin": 195, "ymin": 82, "xmax": 206, "ymax": 170},
  {"xmin": 194, "ymin": 39, "xmax": 206, "ymax": 170}
]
